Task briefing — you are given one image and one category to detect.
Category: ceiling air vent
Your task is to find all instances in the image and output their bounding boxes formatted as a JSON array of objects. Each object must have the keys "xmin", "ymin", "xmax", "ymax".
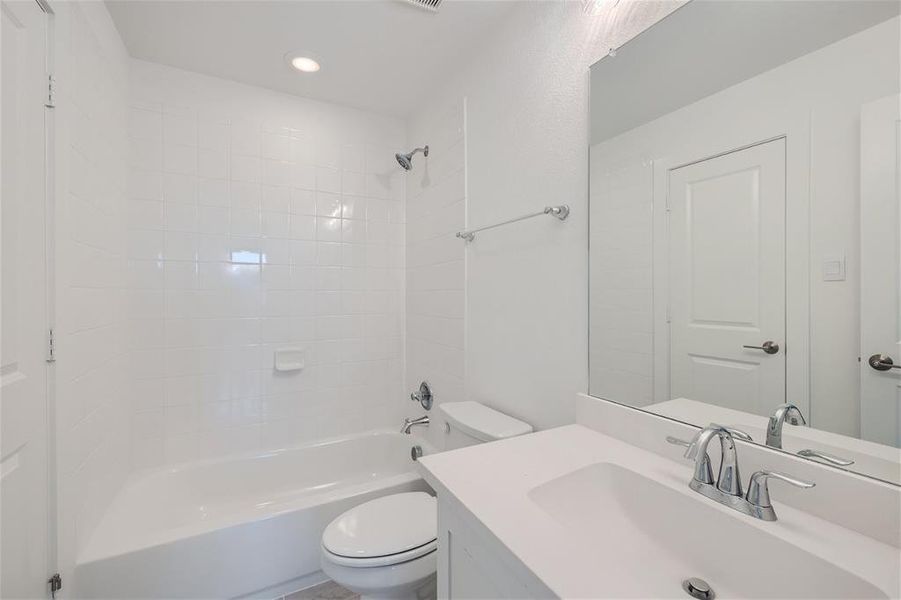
[{"xmin": 399, "ymin": 0, "xmax": 441, "ymax": 13}]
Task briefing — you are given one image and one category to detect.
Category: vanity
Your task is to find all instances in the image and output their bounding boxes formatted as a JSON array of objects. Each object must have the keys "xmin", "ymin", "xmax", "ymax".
[
  {"xmin": 420, "ymin": 2, "xmax": 901, "ymax": 598},
  {"xmin": 418, "ymin": 396, "xmax": 901, "ymax": 599}
]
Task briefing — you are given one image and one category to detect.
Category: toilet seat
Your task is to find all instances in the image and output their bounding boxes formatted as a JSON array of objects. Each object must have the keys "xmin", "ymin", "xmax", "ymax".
[
  {"xmin": 322, "ymin": 492, "xmax": 437, "ymax": 568},
  {"xmin": 322, "ymin": 539, "xmax": 437, "ymax": 568}
]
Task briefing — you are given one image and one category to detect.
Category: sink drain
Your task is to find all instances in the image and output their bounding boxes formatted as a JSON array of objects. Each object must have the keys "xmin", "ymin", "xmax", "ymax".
[{"xmin": 682, "ymin": 578, "xmax": 715, "ymax": 600}]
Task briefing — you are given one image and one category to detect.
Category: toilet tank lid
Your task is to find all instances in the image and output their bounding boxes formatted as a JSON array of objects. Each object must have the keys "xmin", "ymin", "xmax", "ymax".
[{"xmin": 439, "ymin": 401, "xmax": 533, "ymax": 442}]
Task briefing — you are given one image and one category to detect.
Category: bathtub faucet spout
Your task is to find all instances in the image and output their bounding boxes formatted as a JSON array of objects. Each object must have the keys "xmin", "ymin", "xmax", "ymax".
[{"xmin": 401, "ymin": 415, "xmax": 429, "ymax": 434}]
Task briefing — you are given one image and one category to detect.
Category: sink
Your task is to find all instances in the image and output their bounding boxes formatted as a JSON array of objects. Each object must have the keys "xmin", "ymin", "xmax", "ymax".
[{"xmin": 529, "ymin": 462, "xmax": 888, "ymax": 599}]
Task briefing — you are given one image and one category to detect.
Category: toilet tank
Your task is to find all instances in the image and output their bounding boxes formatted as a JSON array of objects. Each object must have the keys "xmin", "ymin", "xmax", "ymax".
[{"xmin": 438, "ymin": 401, "xmax": 533, "ymax": 449}]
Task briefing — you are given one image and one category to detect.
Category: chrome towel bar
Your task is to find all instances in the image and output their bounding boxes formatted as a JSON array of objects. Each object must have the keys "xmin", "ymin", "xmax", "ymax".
[{"xmin": 456, "ymin": 205, "xmax": 570, "ymax": 242}]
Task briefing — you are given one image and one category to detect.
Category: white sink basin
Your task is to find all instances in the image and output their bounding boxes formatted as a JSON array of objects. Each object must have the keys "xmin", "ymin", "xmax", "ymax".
[{"xmin": 529, "ymin": 462, "xmax": 888, "ymax": 599}]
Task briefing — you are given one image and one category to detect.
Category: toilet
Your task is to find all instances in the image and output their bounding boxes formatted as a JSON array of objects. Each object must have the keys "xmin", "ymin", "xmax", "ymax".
[{"xmin": 320, "ymin": 401, "xmax": 533, "ymax": 600}]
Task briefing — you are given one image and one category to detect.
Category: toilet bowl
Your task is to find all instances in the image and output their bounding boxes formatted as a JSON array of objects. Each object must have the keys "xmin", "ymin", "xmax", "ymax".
[{"xmin": 321, "ymin": 402, "xmax": 532, "ymax": 600}]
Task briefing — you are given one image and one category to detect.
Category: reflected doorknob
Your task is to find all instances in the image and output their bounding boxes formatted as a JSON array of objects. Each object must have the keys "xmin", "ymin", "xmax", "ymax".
[
  {"xmin": 743, "ymin": 341, "xmax": 780, "ymax": 355},
  {"xmin": 868, "ymin": 354, "xmax": 901, "ymax": 371}
]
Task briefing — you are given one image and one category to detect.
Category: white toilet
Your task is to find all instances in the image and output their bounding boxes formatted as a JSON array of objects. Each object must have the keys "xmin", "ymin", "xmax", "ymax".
[{"xmin": 320, "ymin": 401, "xmax": 532, "ymax": 600}]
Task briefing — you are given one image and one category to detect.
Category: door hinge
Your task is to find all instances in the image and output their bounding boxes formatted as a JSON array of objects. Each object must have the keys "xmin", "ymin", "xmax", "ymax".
[
  {"xmin": 46, "ymin": 328, "xmax": 56, "ymax": 363},
  {"xmin": 44, "ymin": 74, "xmax": 55, "ymax": 109},
  {"xmin": 48, "ymin": 573, "xmax": 62, "ymax": 599}
]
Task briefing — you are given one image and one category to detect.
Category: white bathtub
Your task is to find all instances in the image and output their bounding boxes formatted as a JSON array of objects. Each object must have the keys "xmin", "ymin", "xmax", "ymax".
[{"xmin": 75, "ymin": 431, "xmax": 432, "ymax": 599}]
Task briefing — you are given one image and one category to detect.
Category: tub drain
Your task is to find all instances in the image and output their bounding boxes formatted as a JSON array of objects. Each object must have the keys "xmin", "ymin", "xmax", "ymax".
[{"xmin": 682, "ymin": 578, "xmax": 714, "ymax": 600}]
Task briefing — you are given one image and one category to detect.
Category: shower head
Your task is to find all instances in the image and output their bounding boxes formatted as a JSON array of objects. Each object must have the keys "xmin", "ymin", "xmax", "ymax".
[{"xmin": 395, "ymin": 145, "xmax": 429, "ymax": 171}]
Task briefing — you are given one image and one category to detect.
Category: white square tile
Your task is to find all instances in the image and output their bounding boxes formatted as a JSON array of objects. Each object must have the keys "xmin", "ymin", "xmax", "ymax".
[
  {"xmin": 316, "ymin": 167, "xmax": 340, "ymax": 193},
  {"xmin": 199, "ymin": 119, "xmax": 229, "ymax": 151},
  {"xmin": 262, "ymin": 186, "xmax": 291, "ymax": 213},
  {"xmin": 291, "ymin": 189, "xmax": 316, "ymax": 215},
  {"xmin": 162, "ymin": 173, "xmax": 198, "ymax": 204},
  {"xmin": 130, "ymin": 108, "xmax": 162, "ymax": 141},
  {"xmin": 291, "ymin": 215, "xmax": 317, "ymax": 240},
  {"xmin": 262, "ymin": 211, "xmax": 290, "ymax": 238},
  {"xmin": 263, "ymin": 159, "xmax": 293, "ymax": 187},
  {"xmin": 198, "ymin": 178, "xmax": 229, "ymax": 207},
  {"xmin": 232, "ymin": 121, "xmax": 261, "ymax": 156},
  {"xmin": 198, "ymin": 148, "xmax": 228, "ymax": 180},
  {"xmin": 231, "ymin": 154, "xmax": 261, "ymax": 182},
  {"xmin": 230, "ymin": 208, "xmax": 262, "ymax": 237},
  {"xmin": 163, "ymin": 144, "xmax": 198, "ymax": 175},
  {"xmin": 262, "ymin": 133, "xmax": 293, "ymax": 161},
  {"xmin": 163, "ymin": 114, "xmax": 197, "ymax": 147},
  {"xmin": 316, "ymin": 217, "xmax": 341, "ymax": 242}
]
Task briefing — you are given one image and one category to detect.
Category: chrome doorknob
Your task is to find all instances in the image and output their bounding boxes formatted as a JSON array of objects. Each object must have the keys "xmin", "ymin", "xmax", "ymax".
[
  {"xmin": 868, "ymin": 354, "xmax": 901, "ymax": 371},
  {"xmin": 743, "ymin": 341, "xmax": 779, "ymax": 355}
]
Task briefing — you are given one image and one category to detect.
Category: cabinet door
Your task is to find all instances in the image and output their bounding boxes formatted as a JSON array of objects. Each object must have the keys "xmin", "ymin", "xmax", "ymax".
[{"xmin": 438, "ymin": 499, "xmax": 550, "ymax": 600}]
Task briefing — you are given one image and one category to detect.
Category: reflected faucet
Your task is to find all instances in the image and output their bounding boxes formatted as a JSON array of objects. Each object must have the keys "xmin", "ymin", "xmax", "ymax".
[
  {"xmin": 401, "ymin": 415, "xmax": 429, "ymax": 434},
  {"xmin": 766, "ymin": 404, "xmax": 807, "ymax": 449}
]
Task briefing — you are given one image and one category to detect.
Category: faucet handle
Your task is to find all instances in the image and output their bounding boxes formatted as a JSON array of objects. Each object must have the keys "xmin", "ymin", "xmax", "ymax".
[
  {"xmin": 410, "ymin": 381, "xmax": 433, "ymax": 410},
  {"xmin": 670, "ymin": 432, "xmax": 714, "ymax": 485},
  {"xmin": 797, "ymin": 449, "xmax": 854, "ymax": 466},
  {"xmin": 746, "ymin": 470, "xmax": 815, "ymax": 508},
  {"xmin": 666, "ymin": 436, "xmax": 691, "ymax": 448},
  {"xmin": 724, "ymin": 426, "xmax": 753, "ymax": 442}
]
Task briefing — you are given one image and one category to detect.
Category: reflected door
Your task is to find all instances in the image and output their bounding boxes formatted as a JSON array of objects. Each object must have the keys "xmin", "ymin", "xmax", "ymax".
[
  {"xmin": 668, "ymin": 139, "xmax": 787, "ymax": 417},
  {"xmin": 860, "ymin": 95, "xmax": 901, "ymax": 447},
  {"xmin": 1, "ymin": 0, "xmax": 51, "ymax": 597}
]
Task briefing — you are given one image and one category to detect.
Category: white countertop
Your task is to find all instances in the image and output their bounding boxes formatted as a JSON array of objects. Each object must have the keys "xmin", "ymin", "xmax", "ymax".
[{"xmin": 418, "ymin": 425, "xmax": 900, "ymax": 599}]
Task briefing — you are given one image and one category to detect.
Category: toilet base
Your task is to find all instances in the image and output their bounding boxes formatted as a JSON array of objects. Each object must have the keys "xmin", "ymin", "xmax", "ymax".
[
  {"xmin": 321, "ymin": 549, "xmax": 437, "ymax": 600},
  {"xmin": 358, "ymin": 573, "xmax": 436, "ymax": 600}
]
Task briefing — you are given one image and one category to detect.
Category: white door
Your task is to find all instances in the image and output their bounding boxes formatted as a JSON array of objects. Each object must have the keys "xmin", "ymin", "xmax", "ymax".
[
  {"xmin": 1, "ymin": 0, "xmax": 52, "ymax": 597},
  {"xmin": 860, "ymin": 95, "xmax": 901, "ymax": 447},
  {"xmin": 669, "ymin": 138, "xmax": 788, "ymax": 417}
]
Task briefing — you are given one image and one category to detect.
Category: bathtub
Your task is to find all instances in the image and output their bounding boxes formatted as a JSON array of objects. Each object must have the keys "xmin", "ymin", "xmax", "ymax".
[{"xmin": 75, "ymin": 431, "xmax": 432, "ymax": 599}]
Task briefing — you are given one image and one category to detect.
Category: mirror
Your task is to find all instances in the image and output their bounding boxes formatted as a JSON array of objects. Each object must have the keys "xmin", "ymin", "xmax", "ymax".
[{"xmin": 589, "ymin": 0, "xmax": 901, "ymax": 484}]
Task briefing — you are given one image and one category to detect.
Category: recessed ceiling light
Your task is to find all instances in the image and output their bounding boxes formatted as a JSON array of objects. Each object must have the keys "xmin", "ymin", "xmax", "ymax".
[{"xmin": 289, "ymin": 55, "xmax": 320, "ymax": 73}]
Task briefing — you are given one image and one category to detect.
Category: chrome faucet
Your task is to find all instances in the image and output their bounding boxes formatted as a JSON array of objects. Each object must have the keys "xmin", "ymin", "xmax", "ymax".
[
  {"xmin": 401, "ymin": 415, "xmax": 429, "ymax": 434},
  {"xmin": 765, "ymin": 404, "xmax": 854, "ymax": 466},
  {"xmin": 766, "ymin": 404, "xmax": 807, "ymax": 448},
  {"xmin": 681, "ymin": 424, "xmax": 815, "ymax": 521},
  {"xmin": 685, "ymin": 425, "xmax": 743, "ymax": 496}
]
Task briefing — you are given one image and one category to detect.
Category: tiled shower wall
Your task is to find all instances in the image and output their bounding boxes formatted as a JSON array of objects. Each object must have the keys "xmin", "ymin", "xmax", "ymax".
[
  {"xmin": 126, "ymin": 61, "xmax": 407, "ymax": 469},
  {"xmin": 405, "ymin": 99, "xmax": 466, "ymax": 450}
]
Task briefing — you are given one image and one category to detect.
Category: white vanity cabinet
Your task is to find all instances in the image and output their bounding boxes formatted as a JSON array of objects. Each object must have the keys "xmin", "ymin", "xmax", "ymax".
[{"xmin": 436, "ymin": 497, "xmax": 553, "ymax": 600}]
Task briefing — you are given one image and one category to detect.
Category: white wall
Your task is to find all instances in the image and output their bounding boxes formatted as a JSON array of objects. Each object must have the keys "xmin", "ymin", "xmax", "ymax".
[
  {"xmin": 52, "ymin": 0, "xmax": 131, "ymax": 588},
  {"xmin": 404, "ymin": 98, "xmax": 466, "ymax": 449},
  {"xmin": 404, "ymin": 1, "xmax": 680, "ymax": 430},
  {"xmin": 126, "ymin": 61, "xmax": 407, "ymax": 469},
  {"xmin": 588, "ymin": 17, "xmax": 901, "ymax": 436}
]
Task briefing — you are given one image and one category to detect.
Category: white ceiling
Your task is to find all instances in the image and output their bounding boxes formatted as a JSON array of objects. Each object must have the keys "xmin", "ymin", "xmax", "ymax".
[{"xmin": 106, "ymin": 0, "xmax": 517, "ymax": 118}]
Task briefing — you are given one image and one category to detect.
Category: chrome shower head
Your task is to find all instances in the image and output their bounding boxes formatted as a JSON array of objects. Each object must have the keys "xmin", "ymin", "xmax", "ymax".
[{"xmin": 395, "ymin": 145, "xmax": 429, "ymax": 171}]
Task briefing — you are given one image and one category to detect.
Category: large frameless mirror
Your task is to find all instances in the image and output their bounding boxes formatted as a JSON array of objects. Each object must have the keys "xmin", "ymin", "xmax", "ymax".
[{"xmin": 589, "ymin": 0, "xmax": 901, "ymax": 484}]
